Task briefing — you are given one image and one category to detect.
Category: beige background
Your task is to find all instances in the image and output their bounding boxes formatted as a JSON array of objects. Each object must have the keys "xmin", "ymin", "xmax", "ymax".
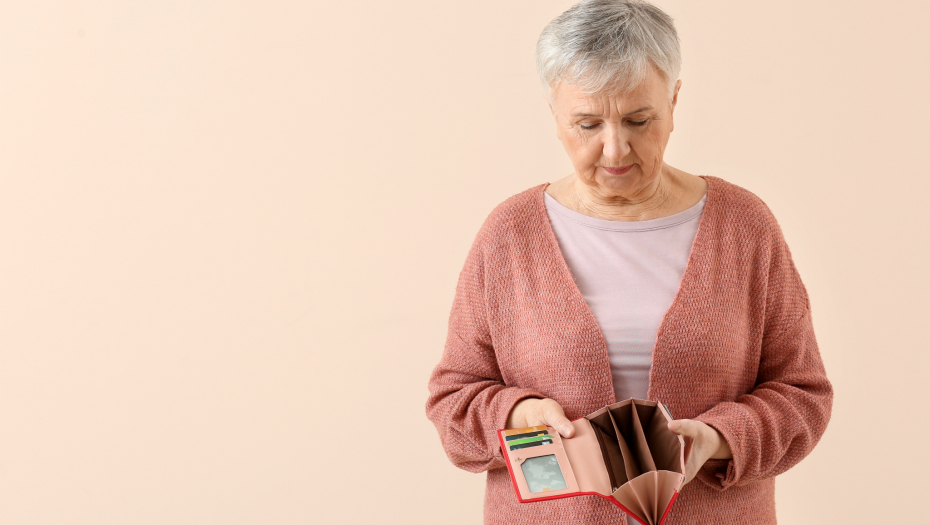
[{"xmin": 0, "ymin": 0, "xmax": 927, "ymax": 523}]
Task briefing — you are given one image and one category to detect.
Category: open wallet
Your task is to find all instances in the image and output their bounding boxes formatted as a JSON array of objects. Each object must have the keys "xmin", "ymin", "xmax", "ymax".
[{"xmin": 497, "ymin": 398, "xmax": 686, "ymax": 525}]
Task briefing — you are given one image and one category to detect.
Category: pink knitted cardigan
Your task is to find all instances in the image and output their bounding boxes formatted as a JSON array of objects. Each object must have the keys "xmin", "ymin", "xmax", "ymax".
[{"xmin": 425, "ymin": 175, "xmax": 833, "ymax": 524}]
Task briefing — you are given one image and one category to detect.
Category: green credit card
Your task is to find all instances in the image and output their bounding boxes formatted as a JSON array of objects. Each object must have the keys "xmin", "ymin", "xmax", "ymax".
[{"xmin": 508, "ymin": 435, "xmax": 553, "ymax": 446}]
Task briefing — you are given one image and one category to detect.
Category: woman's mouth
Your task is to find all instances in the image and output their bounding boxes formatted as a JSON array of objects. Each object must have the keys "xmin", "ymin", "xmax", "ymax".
[{"xmin": 601, "ymin": 165, "xmax": 633, "ymax": 175}]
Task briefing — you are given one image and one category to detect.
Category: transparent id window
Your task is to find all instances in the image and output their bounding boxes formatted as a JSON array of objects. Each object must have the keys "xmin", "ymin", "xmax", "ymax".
[{"xmin": 520, "ymin": 454, "xmax": 567, "ymax": 493}]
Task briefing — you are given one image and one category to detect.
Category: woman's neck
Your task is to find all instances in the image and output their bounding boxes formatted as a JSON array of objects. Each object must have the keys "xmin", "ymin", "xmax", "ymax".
[
  {"xmin": 547, "ymin": 166, "xmax": 703, "ymax": 222},
  {"xmin": 568, "ymin": 175, "xmax": 674, "ymax": 221}
]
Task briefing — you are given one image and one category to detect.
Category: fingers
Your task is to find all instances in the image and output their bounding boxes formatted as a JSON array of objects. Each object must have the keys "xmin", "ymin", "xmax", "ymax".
[
  {"xmin": 525, "ymin": 399, "xmax": 575, "ymax": 438},
  {"xmin": 667, "ymin": 418, "xmax": 701, "ymax": 438},
  {"xmin": 669, "ymin": 419, "xmax": 724, "ymax": 486},
  {"xmin": 544, "ymin": 408, "xmax": 575, "ymax": 438}
]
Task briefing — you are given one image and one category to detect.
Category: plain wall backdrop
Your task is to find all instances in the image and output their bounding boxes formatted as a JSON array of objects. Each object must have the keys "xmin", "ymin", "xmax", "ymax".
[{"xmin": 1, "ymin": 0, "xmax": 928, "ymax": 523}]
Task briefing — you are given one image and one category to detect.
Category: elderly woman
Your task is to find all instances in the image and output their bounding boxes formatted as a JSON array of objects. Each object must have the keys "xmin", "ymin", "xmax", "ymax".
[{"xmin": 425, "ymin": 1, "xmax": 833, "ymax": 523}]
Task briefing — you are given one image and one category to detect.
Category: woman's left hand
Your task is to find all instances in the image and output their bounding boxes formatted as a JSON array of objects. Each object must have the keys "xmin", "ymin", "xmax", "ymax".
[{"xmin": 667, "ymin": 419, "xmax": 733, "ymax": 486}]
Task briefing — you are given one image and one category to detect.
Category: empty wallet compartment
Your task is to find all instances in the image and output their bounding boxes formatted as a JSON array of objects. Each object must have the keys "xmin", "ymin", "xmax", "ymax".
[
  {"xmin": 584, "ymin": 406, "xmax": 629, "ymax": 491},
  {"xmin": 604, "ymin": 399, "xmax": 687, "ymax": 525}
]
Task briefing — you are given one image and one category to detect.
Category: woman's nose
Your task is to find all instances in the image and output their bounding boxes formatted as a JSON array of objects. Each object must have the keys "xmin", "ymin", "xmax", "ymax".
[{"xmin": 601, "ymin": 126, "xmax": 631, "ymax": 162}]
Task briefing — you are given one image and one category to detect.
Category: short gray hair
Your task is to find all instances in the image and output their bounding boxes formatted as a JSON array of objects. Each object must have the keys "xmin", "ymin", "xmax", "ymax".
[{"xmin": 536, "ymin": 0, "xmax": 682, "ymax": 101}]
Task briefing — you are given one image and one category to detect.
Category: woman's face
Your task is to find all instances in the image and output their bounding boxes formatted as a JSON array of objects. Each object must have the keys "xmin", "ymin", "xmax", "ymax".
[{"xmin": 549, "ymin": 65, "xmax": 682, "ymax": 199}]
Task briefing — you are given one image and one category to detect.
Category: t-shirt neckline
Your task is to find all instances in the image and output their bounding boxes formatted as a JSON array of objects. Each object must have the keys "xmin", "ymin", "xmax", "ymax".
[{"xmin": 543, "ymin": 188, "xmax": 707, "ymax": 232}]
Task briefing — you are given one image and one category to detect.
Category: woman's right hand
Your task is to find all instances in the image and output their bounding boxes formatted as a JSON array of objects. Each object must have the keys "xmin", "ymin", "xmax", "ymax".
[{"xmin": 506, "ymin": 398, "xmax": 576, "ymax": 438}]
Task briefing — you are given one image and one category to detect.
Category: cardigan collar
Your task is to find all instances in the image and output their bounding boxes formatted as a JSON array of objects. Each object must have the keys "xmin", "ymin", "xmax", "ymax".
[{"xmin": 534, "ymin": 175, "xmax": 718, "ymax": 404}]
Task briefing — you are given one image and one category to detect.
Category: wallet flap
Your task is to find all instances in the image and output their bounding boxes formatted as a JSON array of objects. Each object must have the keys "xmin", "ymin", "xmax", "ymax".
[{"xmin": 561, "ymin": 418, "xmax": 612, "ymax": 495}]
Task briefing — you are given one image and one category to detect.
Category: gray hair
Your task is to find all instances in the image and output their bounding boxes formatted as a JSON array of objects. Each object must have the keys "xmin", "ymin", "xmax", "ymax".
[{"xmin": 536, "ymin": 0, "xmax": 682, "ymax": 101}]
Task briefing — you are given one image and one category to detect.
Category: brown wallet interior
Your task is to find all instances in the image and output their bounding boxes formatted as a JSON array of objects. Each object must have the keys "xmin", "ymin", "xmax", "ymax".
[{"xmin": 588, "ymin": 400, "xmax": 683, "ymax": 490}]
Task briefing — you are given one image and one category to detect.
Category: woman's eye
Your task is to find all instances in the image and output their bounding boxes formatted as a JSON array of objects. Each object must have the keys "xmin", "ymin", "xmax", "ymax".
[
  {"xmin": 630, "ymin": 120, "xmax": 648, "ymax": 126},
  {"xmin": 579, "ymin": 123, "xmax": 600, "ymax": 130}
]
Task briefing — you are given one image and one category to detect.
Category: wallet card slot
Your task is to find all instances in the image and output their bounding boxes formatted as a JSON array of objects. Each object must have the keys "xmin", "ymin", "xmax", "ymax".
[
  {"xmin": 587, "ymin": 410, "xmax": 628, "ymax": 490},
  {"xmin": 629, "ymin": 402, "xmax": 657, "ymax": 473}
]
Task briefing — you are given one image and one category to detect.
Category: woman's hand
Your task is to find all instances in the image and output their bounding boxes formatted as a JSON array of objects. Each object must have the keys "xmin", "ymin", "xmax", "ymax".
[
  {"xmin": 506, "ymin": 398, "xmax": 575, "ymax": 438},
  {"xmin": 667, "ymin": 419, "xmax": 733, "ymax": 486}
]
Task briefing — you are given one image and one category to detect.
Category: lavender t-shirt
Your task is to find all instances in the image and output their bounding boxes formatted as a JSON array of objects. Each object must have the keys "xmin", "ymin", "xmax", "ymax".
[{"xmin": 544, "ymin": 191, "xmax": 706, "ymax": 402}]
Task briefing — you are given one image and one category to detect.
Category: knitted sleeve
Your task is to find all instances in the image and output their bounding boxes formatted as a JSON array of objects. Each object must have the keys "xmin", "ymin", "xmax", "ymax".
[
  {"xmin": 692, "ymin": 205, "xmax": 834, "ymax": 491},
  {"xmin": 425, "ymin": 218, "xmax": 546, "ymax": 473}
]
